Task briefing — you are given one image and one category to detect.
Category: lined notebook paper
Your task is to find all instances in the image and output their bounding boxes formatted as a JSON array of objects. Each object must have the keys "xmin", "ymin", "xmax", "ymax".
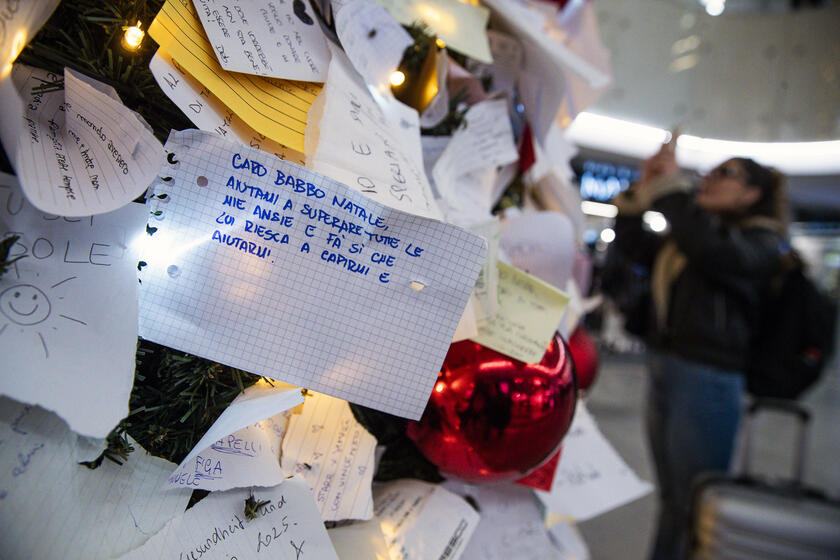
[
  {"xmin": 138, "ymin": 130, "xmax": 486, "ymax": 419},
  {"xmin": 0, "ymin": 397, "xmax": 191, "ymax": 560},
  {"xmin": 149, "ymin": 0, "xmax": 320, "ymax": 153}
]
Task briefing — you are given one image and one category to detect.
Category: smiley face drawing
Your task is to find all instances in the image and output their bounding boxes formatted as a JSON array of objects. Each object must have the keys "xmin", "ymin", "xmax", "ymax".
[{"xmin": 0, "ymin": 284, "xmax": 51, "ymax": 326}]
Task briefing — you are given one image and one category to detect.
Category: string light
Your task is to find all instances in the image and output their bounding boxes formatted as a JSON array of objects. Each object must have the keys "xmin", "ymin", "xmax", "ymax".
[
  {"xmin": 389, "ymin": 70, "xmax": 406, "ymax": 87},
  {"xmin": 435, "ymin": 38, "xmax": 446, "ymax": 49},
  {"xmin": 122, "ymin": 21, "xmax": 145, "ymax": 51}
]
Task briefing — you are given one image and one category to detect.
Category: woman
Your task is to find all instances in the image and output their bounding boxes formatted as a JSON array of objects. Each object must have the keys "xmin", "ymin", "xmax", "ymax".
[{"xmin": 608, "ymin": 143, "xmax": 789, "ymax": 559}]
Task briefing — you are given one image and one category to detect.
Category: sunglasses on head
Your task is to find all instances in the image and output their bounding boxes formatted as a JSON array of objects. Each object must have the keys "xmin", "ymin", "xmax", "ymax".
[{"xmin": 707, "ymin": 164, "xmax": 746, "ymax": 181}]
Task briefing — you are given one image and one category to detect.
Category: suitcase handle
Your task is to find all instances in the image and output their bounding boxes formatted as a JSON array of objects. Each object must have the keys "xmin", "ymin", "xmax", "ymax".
[{"xmin": 740, "ymin": 398, "xmax": 811, "ymax": 484}]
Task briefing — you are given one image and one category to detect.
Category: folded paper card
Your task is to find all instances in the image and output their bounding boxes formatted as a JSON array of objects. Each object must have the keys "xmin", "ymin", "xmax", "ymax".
[
  {"xmin": 472, "ymin": 261, "xmax": 569, "ymax": 364},
  {"xmin": 193, "ymin": 0, "xmax": 330, "ymax": 81},
  {"xmin": 149, "ymin": 0, "xmax": 320, "ymax": 153},
  {"xmin": 0, "ymin": 172, "xmax": 146, "ymax": 438},
  {"xmin": 281, "ymin": 391, "xmax": 376, "ymax": 521},
  {"xmin": 373, "ymin": 479, "xmax": 479, "ymax": 560},
  {"xmin": 536, "ymin": 402, "xmax": 653, "ymax": 521},
  {"xmin": 138, "ymin": 130, "xmax": 486, "ymax": 420},
  {"xmin": 0, "ymin": 397, "xmax": 191, "ymax": 559},
  {"xmin": 376, "ymin": 0, "xmax": 492, "ymax": 63},
  {"xmin": 150, "ymin": 49, "xmax": 306, "ymax": 166},
  {"xmin": 305, "ymin": 48, "xmax": 441, "ymax": 220},
  {"xmin": 166, "ymin": 381, "xmax": 303, "ymax": 492},
  {"xmin": 119, "ymin": 476, "xmax": 338, "ymax": 559},
  {"xmin": 2, "ymin": 66, "xmax": 163, "ymax": 216},
  {"xmin": 332, "ymin": 0, "xmax": 413, "ymax": 94}
]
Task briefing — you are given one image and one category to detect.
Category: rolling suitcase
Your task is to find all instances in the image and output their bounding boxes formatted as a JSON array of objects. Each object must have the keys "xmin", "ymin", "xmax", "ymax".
[{"xmin": 689, "ymin": 399, "xmax": 840, "ymax": 560}]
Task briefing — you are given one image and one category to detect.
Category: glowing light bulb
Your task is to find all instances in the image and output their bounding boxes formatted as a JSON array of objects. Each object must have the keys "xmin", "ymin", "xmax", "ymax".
[
  {"xmin": 435, "ymin": 38, "xmax": 446, "ymax": 49},
  {"xmin": 122, "ymin": 21, "xmax": 145, "ymax": 51},
  {"xmin": 389, "ymin": 70, "xmax": 406, "ymax": 87}
]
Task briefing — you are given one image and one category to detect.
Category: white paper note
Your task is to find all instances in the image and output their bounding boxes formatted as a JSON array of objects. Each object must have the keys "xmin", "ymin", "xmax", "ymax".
[
  {"xmin": 306, "ymin": 48, "xmax": 442, "ymax": 220},
  {"xmin": 138, "ymin": 130, "xmax": 486, "ymax": 420},
  {"xmin": 445, "ymin": 482, "xmax": 561, "ymax": 560},
  {"xmin": 328, "ymin": 519, "xmax": 390, "ymax": 560},
  {"xmin": 167, "ymin": 382, "xmax": 303, "ymax": 491},
  {"xmin": 281, "ymin": 392, "xmax": 376, "ymax": 521},
  {"xmin": 0, "ymin": 172, "xmax": 146, "ymax": 438},
  {"xmin": 192, "ymin": 0, "xmax": 330, "ymax": 82},
  {"xmin": 500, "ymin": 210, "xmax": 576, "ymax": 291},
  {"xmin": 467, "ymin": 218, "xmax": 500, "ymax": 323},
  {"xmin": 119, "ymin": 475, "xmax": 339, "ymax": 560},
  {"xmin": 547, "ymin": 519, "xmax": 591, "ymax": 560},
  {"xmin": 0, "ymin": 397, "xmax": 191, "ymax": 560},
  {"xmin": 373, "ymin": 479, "xmax": 479, "ymax": 560},
  {"xmin": 5, "ymin": 66, "xmax": 163, "ymax": 216},
  {"xmin": 333, "ymin": 0, "xmax": 413, "ymax": 93},
  {"xmin": 150, "ymin": 49, "xmax": 306, "ymax": 165},
  {"xmin": 536, "ymin": 403, "xmax": 653, "ymax": 521},
  {"xmin": 432, "ymin": 99, "xmax": 517, "ymax": 215}
]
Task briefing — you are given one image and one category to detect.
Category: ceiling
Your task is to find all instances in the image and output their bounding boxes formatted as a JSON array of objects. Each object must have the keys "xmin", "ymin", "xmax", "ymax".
[{"xmin": 587, "ymin": 0, "xmax": 840, "ymax": 142}]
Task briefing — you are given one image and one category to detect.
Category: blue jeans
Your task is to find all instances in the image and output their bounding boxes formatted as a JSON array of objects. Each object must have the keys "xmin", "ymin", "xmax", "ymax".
[{"xmin": 646, "ymin": 352, "xmax": 744, "ymax": 560}]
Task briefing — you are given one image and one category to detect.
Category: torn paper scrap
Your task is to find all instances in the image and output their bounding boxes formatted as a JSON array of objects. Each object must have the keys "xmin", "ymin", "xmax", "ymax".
[
  {"xmin": 0, "ymin": 172, "xmax": 146, "ymax": 438},
  {"xmin": 536, "ymin": 402, "xmax": 653, "ymax": 521},
  {"xmin": 193, "ymin": 0, "xmax": 329, "ymax": 81},
  {"xmin": 472, "ymin": 261, "xmax": 569, "ymax": 364},
  {"xmin": 149, "ymin": 0, "xmax": 320, "ymax": 153},
  {"xmin": 0, "ymin": 397, "xmax": 191, "ymax": 560},
  {"xmin": 3, "ymin": 66, "xmax": 163, "ymax": 216},
  {"xmin": 332, "ymin": 0, "xmax": 413, "ymax": 94},
  {"xmin": 119, "ymin": 476, "xmax": 338, "ymax": 560},
  {"xmin": 445, "ymin": 482, "xmax": 562, "ymax": 560},
  {"xmin": 376, "ymin": 0, "xmax": 492, "ymax": 63},
  {"xmin": 281, "ymin": 391, "xmax": 376, "ymax": 521},
  {"xmin": 305, "ymin": 47, "xmax": 441, "ymax": 220},
  {"xmin": 150, "ymin": 49, "xmax": 305, "ymax": 165},
  {"xmin": 432, "ymin": 99, "xmax": 518, "ymax": 216},
  {"xmin": 166, "ymin": 381, "xmax": 303, "ymax": 491},
  {"xmin": 328, "ymin": 519, "xmax": 390, "ymax": 560},
  {"xmin": 138, "ymin": 130, "xmax": 486, "ymax": 420},
  {"xmin": 373, "ymin": 479, "xmax": 479, "ymax": 560}
]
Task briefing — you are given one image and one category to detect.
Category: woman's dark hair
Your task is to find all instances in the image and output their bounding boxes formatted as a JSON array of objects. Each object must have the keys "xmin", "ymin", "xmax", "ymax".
[{"xmin": 734, "ymin": 157, "xmax": 789, "ymax": 226}]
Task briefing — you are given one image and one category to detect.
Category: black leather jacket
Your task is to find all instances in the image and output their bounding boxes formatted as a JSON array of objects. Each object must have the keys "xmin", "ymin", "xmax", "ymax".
[{"xmin": 609, "ymin": 184, "xmax": 784, "ymax": 372}]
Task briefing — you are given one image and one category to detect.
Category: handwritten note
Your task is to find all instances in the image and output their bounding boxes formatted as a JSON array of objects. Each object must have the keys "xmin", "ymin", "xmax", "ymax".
[
  {"xmin": 444, "ymin": 482, "xmax": 562, "ymax": 560},
  {"xmin": 373, "ymin": 479, "xmax": 479, "ymax": 560},
  {"xmin": 536, "ymin": 403, "xmax": 653, "ymax": 521},
  {"xmin": 281, "ymin": 391, "xmax": 376, "ymax": 521},
  {"xmin": 332, "ymin": 0, "xmax": 413, "ymax": 93},
  {"xmin": 472, "ymin": 261, "xmax": 569, "ymax": 364},
  {"xmin": 432, "ymin": 99, "xmax": 518, "ymax": 216},
  {"xmin": 150, "ymin": 49, "xmax": 306, "ymax": 165},
  {"xmin": 328, "ymin": 519, "xmax": 390, "ymax": 560},
  {"xmin": 375, "ymin": 0, "xmax": 492, "ymax": 63},
  {"xmin": 0, "ymin": 172, "xmax": 147, "ymax": 437},
  {"xmin": 0, "ymin": 397, "xmax": 191, "ymax": 559},
  {"xmin": 467, "ymin": 218, "xmax": 500, "ymax": 323},
  {"xmin": 3, "ymin": 66, "xmax": 163, "ymax": 216},
  {"xmin": 305, "ymin": 48, "xmax": 441, "ymax": 220},
  {"xmin": 167, "ymin": 381, "xmax": 303, "ymax": 491},
  {"xmin": 149, "ymin": 0, "xmax": 320, "ymax": 153},
  {"xmin": 120, "ymin": 476, "xmax": 339, "ymax": 560},
  {"xmin": 193, "ymin": 0, "xmax": 329, "ymax": 81},
  {"xmin": 138, "ymin": 130, "xmax": 486, "ymax": 419}
]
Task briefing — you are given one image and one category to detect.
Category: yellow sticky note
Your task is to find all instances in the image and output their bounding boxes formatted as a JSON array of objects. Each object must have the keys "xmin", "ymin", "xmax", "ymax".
[
  {"xmin": 149, "ymin": 0, "xmax": 320, "ymax": 153},
  {"xmin": 472, "ymin": 261, "xmax": 569, "ymax": 364},
  {"xmin": 376, "ymin": 0, "xmax": 492, "ymax": 63}
]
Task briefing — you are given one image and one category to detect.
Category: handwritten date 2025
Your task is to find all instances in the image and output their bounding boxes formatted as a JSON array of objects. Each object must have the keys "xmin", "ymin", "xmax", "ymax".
[{"xmin": 256, "ymin": 517, "xmax": 305, "ymax": 558}]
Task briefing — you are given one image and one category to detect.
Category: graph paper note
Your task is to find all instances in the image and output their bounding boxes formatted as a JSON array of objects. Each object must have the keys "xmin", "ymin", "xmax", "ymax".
[
  {"xmin": 137, "ymin": 130, "xmax": 486, "ymax": 419},
  {"xmin": 149, "ymin": 0, "xmax": 320, "ymax": 153}
]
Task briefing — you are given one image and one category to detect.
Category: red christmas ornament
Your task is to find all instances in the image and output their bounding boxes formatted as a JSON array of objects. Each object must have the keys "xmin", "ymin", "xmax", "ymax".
[
  {"xmin": 407, "ymin": 334, "xmax": 577, "ymax": 482},
  {"xmin": 569, "ymin": 327, "xmax": 599, "ymax": 392}
]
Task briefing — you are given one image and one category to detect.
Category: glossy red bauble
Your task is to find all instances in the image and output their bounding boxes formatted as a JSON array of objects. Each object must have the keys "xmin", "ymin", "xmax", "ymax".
[
  {"xmin": 569, "ymin": 327, "xmax": 599, "ymax": 392},
  {"xmin": 407, "ymin": 334, "xmax": 578, "ymax": 482}
]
